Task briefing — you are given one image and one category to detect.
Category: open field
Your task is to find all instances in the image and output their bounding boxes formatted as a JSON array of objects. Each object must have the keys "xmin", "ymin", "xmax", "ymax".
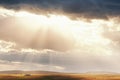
[{"xmin": 0, "ymin": 73, "xmax": 120, "ymax": 80}]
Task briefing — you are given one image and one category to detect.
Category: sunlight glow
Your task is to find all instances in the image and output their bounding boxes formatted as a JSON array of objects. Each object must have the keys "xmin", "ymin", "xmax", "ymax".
[
  {"xmin": 15, "ymin": 11, "xmax": 71, "ymax": 31},
  {"xmin": 0, "ymin": 8, "xmax": 114, "ymax": 55},
  {"xmin": 14, "ymin": 10, "xmax": 113, "ymax": 49}
]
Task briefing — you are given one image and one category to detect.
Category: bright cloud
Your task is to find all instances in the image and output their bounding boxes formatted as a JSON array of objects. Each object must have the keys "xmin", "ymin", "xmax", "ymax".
[{"xmin": 0, "ymin": 7, "xmax": 120, "ymax": 73}]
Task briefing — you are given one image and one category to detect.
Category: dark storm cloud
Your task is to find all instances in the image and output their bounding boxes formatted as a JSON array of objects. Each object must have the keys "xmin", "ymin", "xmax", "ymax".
[{"xmin": 0, "ymin": 0, "xmax": 120, "ymax": 19}]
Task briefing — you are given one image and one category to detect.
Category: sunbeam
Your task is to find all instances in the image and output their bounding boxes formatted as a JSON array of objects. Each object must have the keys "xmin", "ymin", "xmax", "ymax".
[{"xmin": 0, "ymin": 6, "xmax": 120, "ymax": 74}]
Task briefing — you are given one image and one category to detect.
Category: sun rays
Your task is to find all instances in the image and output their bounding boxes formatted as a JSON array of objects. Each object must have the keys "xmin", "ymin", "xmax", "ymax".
[{"xmin": 0, "ymin": 8, "xmax": 114, "ymax": 52}]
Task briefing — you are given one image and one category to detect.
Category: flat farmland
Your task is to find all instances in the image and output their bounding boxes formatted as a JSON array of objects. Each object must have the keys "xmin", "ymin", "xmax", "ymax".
[{"xmin": 0, "ymin": 73, "xmax": 120, "ymax": 80}]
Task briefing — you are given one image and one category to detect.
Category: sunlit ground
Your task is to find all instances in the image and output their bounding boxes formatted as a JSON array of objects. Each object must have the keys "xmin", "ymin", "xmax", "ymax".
[{"xmin": 0, "ymin": 73, "xmax": 120, "ymax": 80}]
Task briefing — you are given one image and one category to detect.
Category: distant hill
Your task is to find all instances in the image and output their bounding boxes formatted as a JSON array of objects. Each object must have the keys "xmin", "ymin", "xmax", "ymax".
[
  {"xmin": 85, "ymin": 71, "xmax": 119, "ymax": 75},
  {"xmin": 0, "ymin": 70, "xmax": 119, "ymax": 75},
  {"xmin": 0, "ymin": 70, "xmax": 60, "ymax": 74}
]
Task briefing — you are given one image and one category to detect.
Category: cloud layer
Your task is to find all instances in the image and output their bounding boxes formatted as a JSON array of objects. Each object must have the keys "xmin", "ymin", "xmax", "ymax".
[
  {"xmin": 0, "ymin": 0, "xmax": 120, "ymax": 19},
  {"xmin": 0, "ymin": 40, "xmax": 120, "ymax": 73},
  {"xmin": 0, "ymin": 1, "xmax": 120, "ymax": 73}
]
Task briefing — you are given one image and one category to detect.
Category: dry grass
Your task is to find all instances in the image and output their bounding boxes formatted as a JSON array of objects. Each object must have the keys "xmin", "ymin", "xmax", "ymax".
[{"xmin": 0, "ymin": 74, "xmax": 120, "ymax": 80}]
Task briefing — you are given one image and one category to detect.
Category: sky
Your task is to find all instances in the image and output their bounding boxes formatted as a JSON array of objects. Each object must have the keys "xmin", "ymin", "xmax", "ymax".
[{"xmin": 0, "ymin": 0, "xmax": 120, "ymax": 73}]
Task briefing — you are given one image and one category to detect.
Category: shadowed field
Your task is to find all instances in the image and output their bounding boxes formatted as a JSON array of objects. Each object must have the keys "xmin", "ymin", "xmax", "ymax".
[{"xmin": 0, "ymin": 74, "xmax": 120, "ymax": 80}]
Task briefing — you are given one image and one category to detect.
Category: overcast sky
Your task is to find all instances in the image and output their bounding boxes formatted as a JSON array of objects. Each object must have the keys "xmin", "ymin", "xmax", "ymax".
[{"xmin": 0, "ymin": 0, "xmax": 120, "ymax": 73}]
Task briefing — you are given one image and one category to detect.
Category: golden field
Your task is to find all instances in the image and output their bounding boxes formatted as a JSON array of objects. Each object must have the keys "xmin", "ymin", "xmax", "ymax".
[{"xmin": 0, "ymin": 73, "xmax": 120, "ymax": 80}]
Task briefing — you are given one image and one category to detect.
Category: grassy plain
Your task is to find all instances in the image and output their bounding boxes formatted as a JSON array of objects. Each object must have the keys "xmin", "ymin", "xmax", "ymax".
[{"xmin": 0, "ymin": 73, "xmax": 120, "ymax": 80}]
